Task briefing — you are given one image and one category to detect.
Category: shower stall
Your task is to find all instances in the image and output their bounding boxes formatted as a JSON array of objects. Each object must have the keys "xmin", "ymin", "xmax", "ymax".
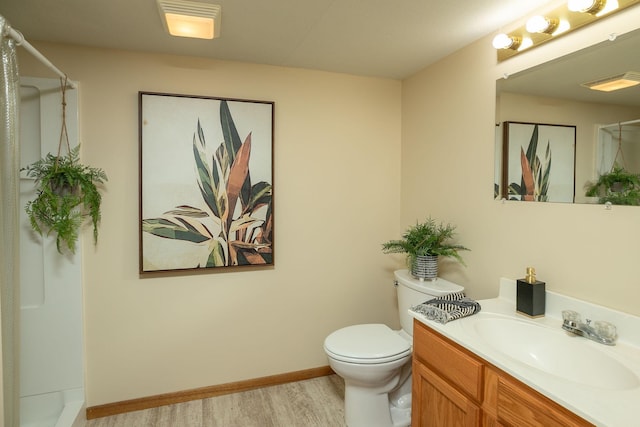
[
  {"xmin": 18, "ymin": 77, "xmax": 86, "ymax": 427},
  {"xmin": 596, "ymin": 119, "xmax": 640, "ymax": 175}
]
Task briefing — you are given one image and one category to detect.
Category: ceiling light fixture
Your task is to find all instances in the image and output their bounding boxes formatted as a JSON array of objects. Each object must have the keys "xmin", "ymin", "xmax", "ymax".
[
  {"xmin": 581, "ymin": 71, "xmax": 640, "ymax": 91},
  {"xmin": 492, "ymin": 33, "xmax": 522, "ymax": 50},
  {"xmin": 157, "ymin": 0, "xmax": 221, "ymax": 39},
  {"xmin": 526, "ymin": 15, "xmax": 560, "ymax": 34}
]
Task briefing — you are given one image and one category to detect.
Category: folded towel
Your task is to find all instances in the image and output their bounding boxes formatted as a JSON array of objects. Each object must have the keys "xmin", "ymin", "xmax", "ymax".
[{"xmin": 411, "ymin": 292, "xmax": 481, "ymax": 324}]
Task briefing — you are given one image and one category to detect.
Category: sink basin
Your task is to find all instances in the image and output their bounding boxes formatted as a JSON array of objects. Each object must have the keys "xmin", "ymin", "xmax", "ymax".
[{"xmin": 468, "ymin": 316, "xmax": 639, "ymax": 390}]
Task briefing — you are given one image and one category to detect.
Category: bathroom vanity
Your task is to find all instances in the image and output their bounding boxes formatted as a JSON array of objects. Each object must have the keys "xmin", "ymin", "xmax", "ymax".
[
  {"xmin": 410, "ymin": 279, "xmax": 640, "ymax": 426},
  {"xmin": 412, "ymin": 320, "xmax": 592, "ymax": 426}
]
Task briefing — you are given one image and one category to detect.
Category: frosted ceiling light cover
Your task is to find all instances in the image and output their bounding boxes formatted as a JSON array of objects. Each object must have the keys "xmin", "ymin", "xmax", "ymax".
[
  {"xmin": 165, "ymin": 13, "xmax": 214, "ymax": 38},
  {"xmin": 157, "ymin": 0, "xmax": 221, "ymax": 39},
  {"xmin": 581, "ymin": 71, "xmax": 640, "ymax": 91}
]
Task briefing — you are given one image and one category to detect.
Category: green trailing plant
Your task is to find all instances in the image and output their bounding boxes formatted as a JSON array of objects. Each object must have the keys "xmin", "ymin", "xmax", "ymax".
[
  {"xmin": 23, "ymin": 145, "xmax": 108, "ymax": 253},
  {"xmin": 508, "ymin": 124, "xmax": 551, "ymax": 202},
  {"xmin": 585, "ymin": 165, "xmax": 640, "ymax": 206},
  {"xmin": 22, "ymin": 78, "xmax": 107, "ymax": 254},
  {"xmin": 381, "ymin": 217, "xmax": 469, "ymax": 268}
]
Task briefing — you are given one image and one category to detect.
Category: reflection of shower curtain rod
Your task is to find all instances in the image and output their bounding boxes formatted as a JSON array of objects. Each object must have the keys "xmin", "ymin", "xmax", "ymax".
[
  {"xmin": 600, "ymin": 118, "xmax": 640, "ymax": 129},
  {"xmin": 6, "ymin": 25, "xmax": 77, "ymax": 89}
]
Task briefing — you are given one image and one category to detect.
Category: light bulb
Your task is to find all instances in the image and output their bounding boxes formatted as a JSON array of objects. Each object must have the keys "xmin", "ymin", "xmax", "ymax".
[
  {"xmin": 567, "ymin": 0, "xmax": 607, "ymax": 14},
  {"xmin": 492, "ymin": 33, "xmax": 521, "ymax": 50},
  {"xmin": 526, "ymin": 16, "xmax": 559, "ymax": 34},
  {"xmin": 492, "ymin": 33, "xmax": 510, "ymax": 49}
]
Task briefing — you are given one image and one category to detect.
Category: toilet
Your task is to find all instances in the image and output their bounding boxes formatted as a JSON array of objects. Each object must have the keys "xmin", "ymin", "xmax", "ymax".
[{"xmin": 324, "ymin": 269, "xmax": 464, "ymax": 427}]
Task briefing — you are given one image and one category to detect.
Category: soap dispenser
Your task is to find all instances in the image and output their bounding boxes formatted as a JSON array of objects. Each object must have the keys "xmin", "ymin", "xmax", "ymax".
[{"xmin": 516, "ymin": 267, "xmax": 545, "ymax": 317}]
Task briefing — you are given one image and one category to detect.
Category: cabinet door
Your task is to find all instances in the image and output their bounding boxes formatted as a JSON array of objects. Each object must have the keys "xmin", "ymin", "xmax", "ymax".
[
  {"xmin": 413, "ymin": 319, "xmax": 484, "ymax": 401},
  {"xmin": 413, "ymin": 361, "xmax": 480, "ymax": 427},
  {"xmin": 482, "ymin": 413, "xmax": 505, "ymax": 427},
  {"xmin": 497, "ymin": 375, "xmax": 593, "ymax": 427}
]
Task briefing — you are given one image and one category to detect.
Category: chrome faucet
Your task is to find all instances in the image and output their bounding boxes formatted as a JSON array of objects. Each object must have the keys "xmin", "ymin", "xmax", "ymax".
[{"xmin": 561, "ymin": 310, "xmax": 617, "ymax": 346}]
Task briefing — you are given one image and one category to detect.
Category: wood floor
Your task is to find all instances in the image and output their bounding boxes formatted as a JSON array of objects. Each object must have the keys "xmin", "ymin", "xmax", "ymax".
[{"xmin": 85, "ymin": 375, "xmax": 346, "ymax": 427}]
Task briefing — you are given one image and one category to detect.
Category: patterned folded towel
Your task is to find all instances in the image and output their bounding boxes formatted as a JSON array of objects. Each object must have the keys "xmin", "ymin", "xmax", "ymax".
[{"xmin": 411, "ymin": 292, "xmax": 481, "ymax": 324}]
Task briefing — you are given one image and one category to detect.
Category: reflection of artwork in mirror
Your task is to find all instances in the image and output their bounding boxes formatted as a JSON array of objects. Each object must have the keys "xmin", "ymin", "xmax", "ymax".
[{"xmin": 501, "ymin": 122, "xmax": 576, "ymax": 203}]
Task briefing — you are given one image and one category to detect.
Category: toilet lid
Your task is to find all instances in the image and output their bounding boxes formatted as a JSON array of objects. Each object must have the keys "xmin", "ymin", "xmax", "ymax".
[{"xmin": 324, "ymin": 324, "xmax": 412, "ymax": 364}]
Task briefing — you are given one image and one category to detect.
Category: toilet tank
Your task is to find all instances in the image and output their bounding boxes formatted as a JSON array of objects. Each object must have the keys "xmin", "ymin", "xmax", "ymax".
[{"xmin": 394, "ymin": 269, "xmax": 464, "ymax": 336}]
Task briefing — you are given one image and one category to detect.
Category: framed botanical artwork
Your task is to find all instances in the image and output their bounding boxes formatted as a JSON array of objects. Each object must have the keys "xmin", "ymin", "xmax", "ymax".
[
  {"xmin": 139, "ymin": 92, "xmax": 274, "ymax": 274},
  {"xmin": 501, "ymin": 121, "xmax": 576, "ymax": 203}
]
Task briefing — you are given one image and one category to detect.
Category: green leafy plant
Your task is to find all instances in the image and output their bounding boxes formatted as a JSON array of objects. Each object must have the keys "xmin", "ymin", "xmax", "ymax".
[
  {"xmin": 381, "ymin": 218, "xmax": 469, "ymax": 268},
  {"xmin": 22, "ymin": 145, "xmax": 108, "ymax": 253},
  {"xmin": 142, "ymin": 100, "xmax": 273, "ymax": 267},
  {"xmin": 585, "ymin": 165, "xmax": 640, "ymax": 205},
  {"xmin": 508, "ymin": 124, "xmax": 551, "ymax": 202}
]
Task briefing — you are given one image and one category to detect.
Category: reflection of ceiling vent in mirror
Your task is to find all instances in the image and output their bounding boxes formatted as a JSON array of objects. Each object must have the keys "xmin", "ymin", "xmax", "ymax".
[{"xmin": 581, "ymin": 71, "xmax": 640, "ymax": 92}]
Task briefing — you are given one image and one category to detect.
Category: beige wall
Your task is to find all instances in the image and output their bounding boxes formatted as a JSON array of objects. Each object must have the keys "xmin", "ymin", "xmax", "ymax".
[
  {"xmin": 19, "ymin": 45, "xmax": 402, "ymax": 406},
  {"xmin": 402, "ymin": 9, "xmax": 640, "ymax": 313}
]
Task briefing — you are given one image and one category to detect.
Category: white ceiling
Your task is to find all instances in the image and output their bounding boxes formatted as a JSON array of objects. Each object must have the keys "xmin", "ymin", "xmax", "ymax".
[{"xmin": 1, "ymin": 0, "xmax": 553, "ymax": 79}]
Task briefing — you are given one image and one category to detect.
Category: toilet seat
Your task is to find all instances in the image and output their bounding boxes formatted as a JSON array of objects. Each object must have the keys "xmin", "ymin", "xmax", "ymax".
[{"xmin": 324, "ymin": 324, "xmax": 412, "ymax": 364}]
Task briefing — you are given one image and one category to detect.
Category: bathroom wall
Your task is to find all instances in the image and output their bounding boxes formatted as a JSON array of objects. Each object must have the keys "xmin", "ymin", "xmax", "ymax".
[
  {"xmin": 18, "ymin": 46, "xmax": 402, "ymax": 406},
  {"xmin": 402, "ymin": 8, "xmax": 640, "ymax": 314}
]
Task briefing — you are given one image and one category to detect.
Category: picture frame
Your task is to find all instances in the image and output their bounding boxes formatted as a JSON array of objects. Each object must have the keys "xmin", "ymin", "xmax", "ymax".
[
  {"xmin": 139, "ymin": 92, "xmax": 274, "ymax": 274},
  {"xmin": 501, "ymin": 121, "xmax": 576, "ymax": 203}
]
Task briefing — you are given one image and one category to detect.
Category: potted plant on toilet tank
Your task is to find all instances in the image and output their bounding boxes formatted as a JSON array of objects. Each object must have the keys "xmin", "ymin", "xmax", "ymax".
[{"xmin": 382, "ymin": 217, "xmax": 469, "ymax": 280}]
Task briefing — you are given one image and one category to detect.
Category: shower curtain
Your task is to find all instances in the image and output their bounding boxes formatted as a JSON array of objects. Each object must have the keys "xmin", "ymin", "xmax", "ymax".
[{"xmin": 0, "ymin": 14, "xmax": 21, "ymax": 427}]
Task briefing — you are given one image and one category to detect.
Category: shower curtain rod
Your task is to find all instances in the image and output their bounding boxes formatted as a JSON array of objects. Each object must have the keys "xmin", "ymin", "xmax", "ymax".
[
  {"xmin": 6, "ymin": 25, "xmax": 77, "ymax": 89},
  {"xmin": 600, "ymin": 118, "xmax": 640, "ymax": 129}
]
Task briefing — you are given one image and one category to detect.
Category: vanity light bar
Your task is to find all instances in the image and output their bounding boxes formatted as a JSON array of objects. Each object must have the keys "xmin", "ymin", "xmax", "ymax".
[
  {"xmin": 495, "ymin": 0, "xmax": 640, "ymax": 62},
  {"xmin": 581, "ymin": 71, "xmax": 640, "ymax": 91}
]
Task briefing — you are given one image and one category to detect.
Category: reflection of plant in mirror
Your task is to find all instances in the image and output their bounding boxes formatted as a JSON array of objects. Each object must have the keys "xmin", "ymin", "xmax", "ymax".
[
  {"xmin": 508, "ymin": 125, "xmax": 551, "ymax": 202},
  {"xmin": 585, "ymin": 166, "xmax": 640, "ymax": 206}
]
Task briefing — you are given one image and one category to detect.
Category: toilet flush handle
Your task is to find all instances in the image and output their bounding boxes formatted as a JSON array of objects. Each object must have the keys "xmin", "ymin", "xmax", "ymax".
[{"xmin": 394, "ymin": 280, "xmax": 398, "ymax": 287}]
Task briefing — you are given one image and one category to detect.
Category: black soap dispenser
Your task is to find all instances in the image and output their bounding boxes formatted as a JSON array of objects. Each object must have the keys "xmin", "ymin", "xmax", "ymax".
[{"xmin": 516, "ymin": 267, "xmax": 545, "ymax": 317}]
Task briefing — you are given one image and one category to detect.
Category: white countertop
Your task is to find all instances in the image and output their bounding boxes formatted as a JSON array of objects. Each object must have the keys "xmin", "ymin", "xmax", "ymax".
[{"xmin": 409, "ymin": 278, "xmax": 640, "ymax": 427}]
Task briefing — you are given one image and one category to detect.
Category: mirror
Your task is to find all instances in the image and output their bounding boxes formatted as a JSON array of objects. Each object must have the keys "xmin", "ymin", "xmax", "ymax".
[{"xmin": 495, "ymin": 27, "xmax": 640, "ymax": 204}]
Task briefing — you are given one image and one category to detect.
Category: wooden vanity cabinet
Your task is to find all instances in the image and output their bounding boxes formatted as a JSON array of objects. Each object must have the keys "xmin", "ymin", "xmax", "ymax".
[
  {"xmin": 413, "ymin": 361, "xmax": 481, "ymax": 426},
  {"xmin": 412, "ymin": 319, "xmax": 594, "ymax": 427}
]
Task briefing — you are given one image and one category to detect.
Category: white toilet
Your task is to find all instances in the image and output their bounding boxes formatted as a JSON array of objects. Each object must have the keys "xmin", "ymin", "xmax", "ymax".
[{"xmin": 324, "ymin": 269, "xmax": 464, "ymax": 427}]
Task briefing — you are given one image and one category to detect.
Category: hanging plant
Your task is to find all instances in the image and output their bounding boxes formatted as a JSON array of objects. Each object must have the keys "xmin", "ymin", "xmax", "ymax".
[
  {"xmin": 585, "ymin": 165, "xmax": 640, "ymax": 206},
  {"xmin": 585, "ymin": 123, "xmax": 640, "ymax": 206},
  {"xmin": 21, "ymin": 77, "xmax": 107, "ymax": 253}
]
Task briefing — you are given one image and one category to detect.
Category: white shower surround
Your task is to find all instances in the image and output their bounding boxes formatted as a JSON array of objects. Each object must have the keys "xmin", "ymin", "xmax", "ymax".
[{"xmin": 19, "ymin": 77, "xmax": 85, "ymax": 427}]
